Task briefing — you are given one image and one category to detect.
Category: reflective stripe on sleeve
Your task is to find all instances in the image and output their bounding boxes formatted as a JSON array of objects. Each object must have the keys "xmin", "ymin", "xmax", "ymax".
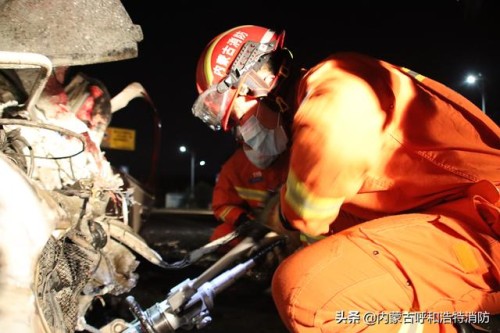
[
  {"xmin": 219, "ymin": 205, "xmax": 239, "ymax": 222},
  {"xmin": 234, "ymin": 186, "xmax": 269, "ymax": 203},
  {"xmin": 299, "ymin": 232, "xmax": 326, "ymax": 245},
  {"xmin": 284, "ymin": 170, "xmax": 343, "ymax": 220}
]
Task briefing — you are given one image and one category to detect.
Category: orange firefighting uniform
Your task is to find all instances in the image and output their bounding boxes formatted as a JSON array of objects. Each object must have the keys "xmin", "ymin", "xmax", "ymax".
[
  {"xmin": 211, "ymin": 146, "xmax": 289, "ymax": 241},
  {"xmin": 271, "ymin": 52, "xmax": 500, "ymax": 333}
]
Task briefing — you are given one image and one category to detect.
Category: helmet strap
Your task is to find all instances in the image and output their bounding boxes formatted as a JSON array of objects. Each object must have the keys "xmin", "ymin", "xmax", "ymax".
[{"xmin": 244, "ymin": 70, "xmax": 273, "ymax": 97}]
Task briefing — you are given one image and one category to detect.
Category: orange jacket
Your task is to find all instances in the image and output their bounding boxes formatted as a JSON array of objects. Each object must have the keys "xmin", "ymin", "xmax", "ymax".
[
  {"xmin": 212, "ymin": 147, "xmax": 289, "ymax": 226},
  {"xmin": 281, "ymin": 52, "xmax": 500, "ymax": 236}
]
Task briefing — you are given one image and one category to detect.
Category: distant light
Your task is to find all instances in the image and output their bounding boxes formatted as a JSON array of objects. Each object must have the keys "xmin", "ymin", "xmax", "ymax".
[
  {"xmin": 199, "ymin": 160, "xmax": 206, "ymax": 166},
  {"xmin": 463, "ymin": 73, "xmax": 486, "ymax": 114},
  {"xmin": 465, "ymin": 74, "xmax": 477, "ymax": 85},
  {"xmin": 179, "ymin": 145, "xmax": 187, "ymax": 153}
]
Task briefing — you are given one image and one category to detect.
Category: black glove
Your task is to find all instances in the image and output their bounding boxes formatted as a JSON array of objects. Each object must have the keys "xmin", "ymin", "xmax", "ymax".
[{"xmin": 235, "ymin": 217, "xmax": 274, "ymax": 241}]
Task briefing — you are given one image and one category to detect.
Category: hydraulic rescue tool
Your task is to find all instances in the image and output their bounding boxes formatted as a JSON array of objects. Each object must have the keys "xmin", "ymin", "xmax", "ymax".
[{"xmin": 99, "ymin": 223, "xmax": 286, "ymax": 333}]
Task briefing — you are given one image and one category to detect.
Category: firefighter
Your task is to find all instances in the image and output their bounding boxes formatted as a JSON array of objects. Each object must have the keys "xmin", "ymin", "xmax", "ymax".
[
  {"xmin": 211, "ymin": 125, "xmax": 290, "ymax": 248},
  {"xmin": 191, "ymin": 25, "xmax": 500, "ymax": 333}
]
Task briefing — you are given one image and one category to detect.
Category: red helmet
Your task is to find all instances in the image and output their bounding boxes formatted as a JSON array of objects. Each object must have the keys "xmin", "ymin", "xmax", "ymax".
[{"xmin": 193, "ymin": 25, "xmax": 285, "ymax": 131}]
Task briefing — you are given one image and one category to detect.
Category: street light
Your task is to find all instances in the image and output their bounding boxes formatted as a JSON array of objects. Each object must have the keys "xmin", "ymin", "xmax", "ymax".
[
  {"xmin": 179, "ymin": 145, "xmax": 206, "ymax": 206},
  {"xmin": 465, "ymin": 73, "xmax": 486, "ymax": 114},
  {"xmin": 179, "ymin": 145, "xmax": 195, "ymax": 202}
]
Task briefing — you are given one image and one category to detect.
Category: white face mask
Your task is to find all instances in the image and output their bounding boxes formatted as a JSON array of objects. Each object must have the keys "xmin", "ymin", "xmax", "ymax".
[
  {"xmin": 243, "ymin": 147, "xmax": 278, "ymax": 169},
  {"xmin": 239, "ymin": 107, "xmax": 288, "ymax": 156}
]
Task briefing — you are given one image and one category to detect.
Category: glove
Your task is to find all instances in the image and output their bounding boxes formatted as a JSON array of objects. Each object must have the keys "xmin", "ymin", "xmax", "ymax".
[{"xmin": 236, "ymin": 218, "xmax": 275, "ymax": 241}]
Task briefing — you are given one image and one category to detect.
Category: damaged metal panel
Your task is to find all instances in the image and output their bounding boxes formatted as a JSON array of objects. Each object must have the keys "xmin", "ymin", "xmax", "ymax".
[{"xmin": 0, "ymin": 0, "xmax": 143, "ymax": 66}]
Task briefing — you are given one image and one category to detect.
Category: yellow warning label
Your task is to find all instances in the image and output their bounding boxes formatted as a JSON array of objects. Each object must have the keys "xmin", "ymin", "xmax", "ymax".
[{"xmin": 102, "ymin": 127, "xmax": 136, "ymax": 151}]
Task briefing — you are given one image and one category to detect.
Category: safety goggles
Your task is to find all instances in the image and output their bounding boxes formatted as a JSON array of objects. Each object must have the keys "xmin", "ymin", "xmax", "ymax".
[
  {"xmin": 191, "ymin": 80, "xmax": 239, "ymax": 131},
  {"xmin": 192, "ymin": 41, "xmax": 279, "ymax": 131}
]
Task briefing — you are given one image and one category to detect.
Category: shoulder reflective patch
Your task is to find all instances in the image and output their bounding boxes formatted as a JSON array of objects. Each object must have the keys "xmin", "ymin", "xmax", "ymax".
[
  {"xmin": 401, "ymin": 67, "xmax": 426, "ymax": 82},
  {"xmin": 284, "ymin": 170, "xmax": 342, "ymax": 220}
]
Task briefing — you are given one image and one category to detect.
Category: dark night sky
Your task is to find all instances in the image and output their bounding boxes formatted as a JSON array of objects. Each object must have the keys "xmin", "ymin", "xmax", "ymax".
[{"xmin": 81, "ymin": 0, "xmax": 500, "ymax": 197}]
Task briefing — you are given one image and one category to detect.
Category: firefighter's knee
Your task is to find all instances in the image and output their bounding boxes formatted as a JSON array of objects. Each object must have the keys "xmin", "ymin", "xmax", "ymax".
[{"xmin": 271, "ymin": 253, "xmax": 304, "ymax": 332}]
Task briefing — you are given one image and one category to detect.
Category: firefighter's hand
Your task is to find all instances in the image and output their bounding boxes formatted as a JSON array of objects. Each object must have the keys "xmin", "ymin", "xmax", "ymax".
[
  {"xmin": 258, "ymin": 193, "xmax": 302, "ymax": 256},
  {"xmin": 242, "ymin": 194, "xmax": 302, "ymax": 284},
  {"xmin": 236, "ymin": 218, "xmax": 275, "ymax": 241}
]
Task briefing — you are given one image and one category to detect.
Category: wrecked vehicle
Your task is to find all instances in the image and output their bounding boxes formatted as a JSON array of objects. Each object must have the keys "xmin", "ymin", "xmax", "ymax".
[
  {"xmin": 0, "ymin": 0, "xmax": 160, "ymax": 332},
  {"xmin": 0, "ymin": 10, "xmax": 156, "ymax": 333},
  {"xmin": 0, "ymin": 49, "xmax": 282, "ymax": 332}
]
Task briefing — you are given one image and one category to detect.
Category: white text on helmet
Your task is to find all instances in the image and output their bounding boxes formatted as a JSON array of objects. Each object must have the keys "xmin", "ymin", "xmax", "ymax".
[{"xmin": 213, "ymin": 31, "xmax": 249, "ymax": 78}]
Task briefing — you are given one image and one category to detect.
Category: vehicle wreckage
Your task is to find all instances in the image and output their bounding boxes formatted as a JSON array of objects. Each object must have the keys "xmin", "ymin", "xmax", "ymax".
[{"xmin": 0, "ymin": 1, "xmax": 285, "ymax": 332}]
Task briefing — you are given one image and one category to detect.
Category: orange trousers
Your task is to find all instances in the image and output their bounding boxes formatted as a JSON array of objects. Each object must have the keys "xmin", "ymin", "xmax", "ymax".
[{"xmin": 272, "ymin": 196, "xmax": 500, "ymax": 332}]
